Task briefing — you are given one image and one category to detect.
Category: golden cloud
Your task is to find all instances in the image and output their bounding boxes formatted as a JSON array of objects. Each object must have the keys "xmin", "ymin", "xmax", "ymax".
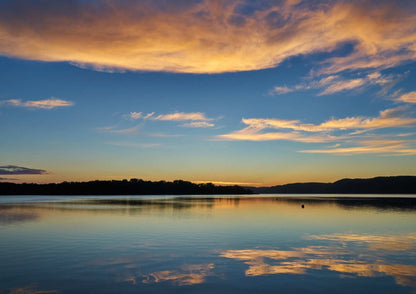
[
  {"xmin": 217, "ymin": 107, "xmax": 416, "ymax": 143},
  {"xmin": 398, "ymin": 91, "xmax": 416, "ymax": 103},
  {"xmin": 128, "ymin": 111, "xmax": 215, "ymax": 128},
  {"xmin": 0, "ymin": 1, "xmax": 415, "ymax": 73}
]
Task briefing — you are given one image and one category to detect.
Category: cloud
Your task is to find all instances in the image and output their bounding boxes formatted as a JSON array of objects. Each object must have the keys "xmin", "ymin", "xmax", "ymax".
[
  {"xmin": 107, "ymin": 142, "xmax": 160, "ymax": 148},
  {"xmin": 129, "ymin": 112, "xmax": 155, "ymax": 120},
  {"xmin": 397, "ymin": 91, "xmax": 416, "ymax": 103},
  {"xmin": 0, "ymin": 165, "xmax": 47, "ymax": 175},
  {"xmin": 101, "ymin": 125, "xmax": 141, "ymax": 134},
  {"xmin": 181, "ymin": 121, "xmax": 214, "ymax": 128},
  {"xmin": 129, "ymin": 111, "xmax": 215, "ymax": 128},
  {"xmin": 272, "ymin": 72, "xmax": 398, "ymax": 96},
  {"xmin": 319, "ymin": 77, "xmax": 365, "ymax": 95},
  {"xmin": 271, "ymin": 86, "xmax": 293, "ymax": 95},
  {"xmin": 0, "ymin": 1, "xmax": 415, "ymax": 74},
  {"xmin": 218, "ymin": 107, "xmax": 416, "ymax": 142},
  {"xmin": 217, "ymin": 130, "xmax": 339, "ymax": 143},
  {"xmin": 153, "ymin": 112, "xmax": 210, "ymax": 122},
  {"xmin": 130, "ymin": 111, "xmax": 211, "ymax": 122},
  {"xmin": 300, "ymin": 140, "xmax": 416, "ymax": 155},
  {"xmin": 0, "ymin": 98, "xmax": 73, "ymax": 109},
  {"xmin": 98, "ymin": 125, "xmax": 181, "ymax": 137}
]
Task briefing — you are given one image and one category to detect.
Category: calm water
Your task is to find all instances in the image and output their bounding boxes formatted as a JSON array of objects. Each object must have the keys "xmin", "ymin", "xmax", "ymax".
[{"xmin": 1, "ymin": 195, "xmax": 416, "ymax": 293}]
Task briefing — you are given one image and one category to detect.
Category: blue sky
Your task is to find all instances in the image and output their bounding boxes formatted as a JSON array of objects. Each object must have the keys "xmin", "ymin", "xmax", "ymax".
[{"xmin": 1, "ymin": 0, "xmax": 416, "ymax": 186}]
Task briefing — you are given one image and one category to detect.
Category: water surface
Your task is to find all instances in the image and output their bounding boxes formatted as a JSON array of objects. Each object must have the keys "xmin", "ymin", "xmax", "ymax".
[{"xmin": 1, "ymin": 195, "xmax": 416, "ymax": 293}]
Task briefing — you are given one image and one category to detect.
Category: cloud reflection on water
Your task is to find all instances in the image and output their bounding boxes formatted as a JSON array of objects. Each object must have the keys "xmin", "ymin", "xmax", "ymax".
[
  {"xmin": 141, "ymin": 263, "xmax": 215, "ymax": 286},
  {"xmin": 220, "ymin": 233, "xmax": 416, "ymax": 288}
]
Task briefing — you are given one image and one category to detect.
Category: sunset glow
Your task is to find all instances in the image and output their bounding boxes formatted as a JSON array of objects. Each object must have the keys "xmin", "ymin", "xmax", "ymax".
[{"xmin": 1, "ymin": 0, "xmax": 416, "ymax": 185}]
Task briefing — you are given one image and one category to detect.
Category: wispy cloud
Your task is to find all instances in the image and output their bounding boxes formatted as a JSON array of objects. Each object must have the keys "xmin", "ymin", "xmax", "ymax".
[
  {"xmin": 129, "ymin": 111, "xmax": 215, "ymax": 128},
  {"xmin": 107, "ymin": 142, "xmax": 160, "ymax": 148},
  {"xmin": 397, "ymin": 91, "xmax": 416, "ymax": 103},
  {"xmin": 0, "ymin": 1, "xmax": 415, "ymax": 74},
  {"xmin": 218, "ymin": 108, "xmax": 416, "ymax": 155},
  {"xmin": 272, "ymin": 72, "xmax": 398, "ymax": 96},
  {"xmin": 181, "ymin": 121, "xmax": 214, "ymax": 128},
  {"xmin": 300, "ymin": 140, "xmax": 416, "ymax": 156},
  {"xmin": 218, "ymin": 107, "xmax": 416, "ymax": 142},
  {"xmin": 130, "ymin": 111, "xmax": 211, "ymax": 122},
  {"xmin": 271, "ymin": 86, "xmax": 293, "ymax": 95},
  {"xmin": 98, "ymin": 125, "xmax": 178, "ymax": 137},
  {"xmin": 0, "ymin": 98, "xmax": 73, "ymax": 109},
  {"xmin": 98, "ymin": 125, "xmax": 142, "ymax": 135},
  {"xmin": 0, "ymin": 165, "xmax": 47, "ymax": 175},
  {"xmin": 217, "ymin": 130, "xmax": 339, "ymax": 143}
]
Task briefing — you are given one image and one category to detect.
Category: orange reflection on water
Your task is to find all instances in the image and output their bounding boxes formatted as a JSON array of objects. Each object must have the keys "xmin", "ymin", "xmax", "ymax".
[
  {"xmin": 141, "ymin": 263, "xmax": 214, "ymax": 286},
  {"xmin": 220, "ymin": 233, "xmax": 416, "ymax": 288}
]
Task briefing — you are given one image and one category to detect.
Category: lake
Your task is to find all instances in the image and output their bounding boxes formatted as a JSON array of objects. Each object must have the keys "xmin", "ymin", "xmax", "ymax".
[{"xmin": 1, "ymin": 195, "xmax": 416, "ymax": 293}]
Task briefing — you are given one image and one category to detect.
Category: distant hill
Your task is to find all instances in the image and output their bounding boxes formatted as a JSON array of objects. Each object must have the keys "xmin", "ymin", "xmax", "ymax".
[
  {"xmin": 251, "ymin": 176, "xmax": 416, "ymax": 194},
  {"xmin": 0, "ymin": 179, "xmax": 253, "ymax": 195}
]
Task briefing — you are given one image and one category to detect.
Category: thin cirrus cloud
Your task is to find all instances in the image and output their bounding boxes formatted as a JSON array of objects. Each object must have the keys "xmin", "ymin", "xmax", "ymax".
[
  {"xmin": 218, "ymin": 107, "xmax": 416, "ymax": 155},
  {"xmin": 130, "ymin": 111, "xmax": 215, "ymax": 127},
  {"xmin": 218, "ymin": 107, "xmax": 416, "ymax": 142},
  {"xmin": 0, "ymin": 1, "xmax": 415, "ymax": 74},
  {"xmin": 0, "ymin": 98, "xmax": 74, "ymax": 109},
  {"xmin": 130, "ymin": 111, "xmax": 211, "ymax": 122},
  {"xmin": 271, "ymin": 72, "xmax": 397, "ymax": 96},
  {"xmin": 0, "ymin": 165, "xmax": 47, "ymax": 175},
  {"xmin": 98, "ymin": 125, "xmax": 178, "ymax": 137},
  {"xmin": 300, "ymin": 140, "xmax": 416, "ymax": 155}
]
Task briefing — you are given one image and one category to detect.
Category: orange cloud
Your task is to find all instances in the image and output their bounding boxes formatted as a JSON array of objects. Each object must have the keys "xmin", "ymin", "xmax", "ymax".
[
  {"xmin": 129, "ymin": 111, "xmax": 215, "ymax": 128},
  {"xmin": 398, "ymin": 91, "xmax": 416, "ymax": 103},
  {"xmin": 152, "ymin": 112, "xmax": 211, "ymax": 122},
  {"xmin": 217, "ymin": 107, "xmax": 416, "ymax": 142},
  {"xmin": 0, "ymin": 1, "xmax": 415, "ymax": 73}
]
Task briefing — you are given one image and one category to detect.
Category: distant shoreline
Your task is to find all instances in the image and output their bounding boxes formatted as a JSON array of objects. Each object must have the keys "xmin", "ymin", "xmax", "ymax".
[
  {"xmin": 0, "ymin": 179, "xmax": 253, "ymax": 195},
  {"xmin": 250, "ymin": 176, "xmax": 416, "ymax": 194},
  {"xmin": 1, "ymin": 176, "xmax": 416, "ymax": 195}
]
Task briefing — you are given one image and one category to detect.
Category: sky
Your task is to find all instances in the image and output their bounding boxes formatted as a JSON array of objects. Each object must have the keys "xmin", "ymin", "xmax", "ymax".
[{"xmin": 1, "ymin": 0, "xmax": 416, "ymax": 186}]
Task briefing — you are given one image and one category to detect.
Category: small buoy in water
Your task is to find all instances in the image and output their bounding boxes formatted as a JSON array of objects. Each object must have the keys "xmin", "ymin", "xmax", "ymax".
[{"xmin": 301, "ymin": 204, "xmax": 305, "ymax": 208}]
